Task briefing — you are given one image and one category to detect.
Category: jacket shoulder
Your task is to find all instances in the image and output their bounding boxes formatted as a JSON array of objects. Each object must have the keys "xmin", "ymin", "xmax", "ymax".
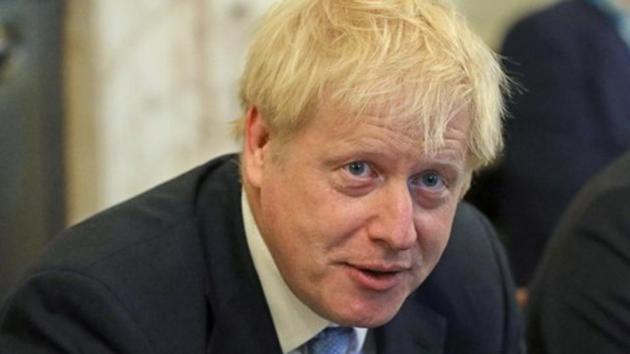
[
  {"xmin": 414, "ymin": 202, "xmax": 523, "ymax": 354},
  {"xmin": 1, "ymin": 154, "xmax": 241, "ymax": 354}
]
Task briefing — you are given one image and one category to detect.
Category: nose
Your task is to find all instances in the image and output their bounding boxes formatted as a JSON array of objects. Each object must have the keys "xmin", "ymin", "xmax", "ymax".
[{"xmin": 367, "ymin": 182, "xmax": 417, "ymax": 251}]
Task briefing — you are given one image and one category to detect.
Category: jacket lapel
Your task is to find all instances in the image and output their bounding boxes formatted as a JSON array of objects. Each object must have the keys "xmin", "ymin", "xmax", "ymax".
[
  {"xmin": 375, "ymin": 293, "xmax": 446, "ymax": 354},
  {"xmin": 196, "ymin": 156, "xmax": 282, "ymax": 354}
]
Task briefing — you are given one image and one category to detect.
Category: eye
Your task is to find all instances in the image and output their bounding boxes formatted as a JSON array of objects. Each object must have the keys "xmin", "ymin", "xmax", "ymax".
[
  {"xmin": 420, "ymin": 172, "xmax": 442, "ymax": 188},
  {"xmin": 344, "ymin": 161, "xmax": 373, "ymax": 178},
  {"xmin": 412, "ymin": 170, "xmax": 446, "ymax": 190}
]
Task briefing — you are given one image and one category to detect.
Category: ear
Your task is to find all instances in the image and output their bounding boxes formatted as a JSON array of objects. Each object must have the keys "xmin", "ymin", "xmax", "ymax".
[{"xmin": 243, "ymin": 106, "xmax": 270, "ymax": 188}]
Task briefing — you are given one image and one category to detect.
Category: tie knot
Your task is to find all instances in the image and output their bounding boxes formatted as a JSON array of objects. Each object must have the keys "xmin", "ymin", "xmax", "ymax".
[{"xmin": 308, "ymin": 327, "xmax": 357, "ymax": 354}]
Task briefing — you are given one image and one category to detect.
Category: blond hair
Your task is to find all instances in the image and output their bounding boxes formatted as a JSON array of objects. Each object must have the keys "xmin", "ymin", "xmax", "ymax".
[{"xmin": 235, "ymin": 0, "xmax": 508, "ymax": 169}]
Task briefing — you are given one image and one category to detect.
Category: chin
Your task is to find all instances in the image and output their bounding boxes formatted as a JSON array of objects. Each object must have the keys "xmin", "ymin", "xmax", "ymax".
[
  {"xmin": 328, "ymin": 296, "xmax": 405, "ymax": 328},
  {"xmin": 335, "ymin": 309, "xmax": 398, "ymax": 328}
]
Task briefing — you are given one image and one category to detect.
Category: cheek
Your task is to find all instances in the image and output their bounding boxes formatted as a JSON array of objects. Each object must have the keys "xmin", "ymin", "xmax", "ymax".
[
  {"xmin": 310, "ymin": 195, "xmax": 375, "ymax": 248},
  {"xmin": 260, "ymin": 173, "xmax": 339, "ymax": 251},
  {"xmin": 291, "ymin": 175, "xmax": 357, "ymax": 225}
]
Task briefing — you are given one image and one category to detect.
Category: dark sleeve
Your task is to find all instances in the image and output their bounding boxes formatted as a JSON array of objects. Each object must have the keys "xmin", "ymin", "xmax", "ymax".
[
  {"xmin": 419, "ymin": 203, "xmax": 525, "ymax": 354},
  {"xmin": 494, "ymin": 15, "xmax": 595, "ymax": 286},
  {"xmin": 527, "ymin": 190, "xmax": 630, "ymax": 354},
  {"xmin": 0, "ymin": 270, "xmax": 154, "ymax": 354}
]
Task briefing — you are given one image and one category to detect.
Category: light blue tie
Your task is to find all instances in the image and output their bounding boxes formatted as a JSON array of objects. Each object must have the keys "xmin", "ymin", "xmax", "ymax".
[{"xmin": 307, "ymin": 327, "xmax": 356, "ymax": 354}]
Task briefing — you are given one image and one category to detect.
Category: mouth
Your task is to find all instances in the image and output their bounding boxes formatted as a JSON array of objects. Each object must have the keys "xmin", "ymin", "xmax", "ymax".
[{"xmin": 345, "ymin": 264, "xmax": 408, "ymax": 291}]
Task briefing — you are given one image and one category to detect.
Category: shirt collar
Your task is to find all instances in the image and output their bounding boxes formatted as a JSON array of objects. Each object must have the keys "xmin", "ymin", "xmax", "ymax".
[{"xmin": 241, "ymin": 191, "xmax": 367, "ymax": 353}]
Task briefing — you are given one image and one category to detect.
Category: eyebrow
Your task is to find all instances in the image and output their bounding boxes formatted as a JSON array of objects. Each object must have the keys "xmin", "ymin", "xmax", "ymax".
[
  {"xmin": 426, "ymin": 159, "xmax": 467, "ymax": 180},
  {"xmin": 320, "ymin": 122, "xmax": 469, "ymax": 166}
]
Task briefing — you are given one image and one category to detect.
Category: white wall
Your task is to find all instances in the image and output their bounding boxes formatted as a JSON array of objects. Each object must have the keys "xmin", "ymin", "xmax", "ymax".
[{"xmin": 64, "ymin": 0, "xmax": 274, "ymax": 224}]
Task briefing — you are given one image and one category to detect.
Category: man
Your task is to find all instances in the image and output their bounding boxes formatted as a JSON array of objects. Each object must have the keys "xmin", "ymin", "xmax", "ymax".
[
  {"xmin": 527, "ymin": 150, "xmax": 630, "ymax": 353},
  {"xmin": 0, "ymin": 0, "xmax": 522, "ymax": 353},
  {"xmin": 467, "ymin": 0, "xmax": 630, "ymax": 294}
]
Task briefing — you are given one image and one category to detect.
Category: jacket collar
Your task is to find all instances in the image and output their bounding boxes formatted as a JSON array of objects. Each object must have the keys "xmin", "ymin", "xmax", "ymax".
[
  {"xmin": 196, "ymin": 155, "xmax": 282, "ymax": 354},
  {"xmin": 375, "ymin": 292, "xmax": 446, "ymax": 354}
]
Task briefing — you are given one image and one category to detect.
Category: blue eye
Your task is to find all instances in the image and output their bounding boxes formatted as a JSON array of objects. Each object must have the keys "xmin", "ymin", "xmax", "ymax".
[
  {"xmin": 345, "ymin": 161, "xmax": 371, "ymax": 177},
  {"xmin": 421, "ymin": 172, "xmax": 441, "ymax": 187},
  {"xmin": 414, "ymin": 171, "xmax": 445, "ymax": 189}
]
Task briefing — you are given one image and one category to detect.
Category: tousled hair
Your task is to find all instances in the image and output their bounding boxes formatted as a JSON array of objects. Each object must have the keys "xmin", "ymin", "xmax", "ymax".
[{"xmin": 234, "ymin": 0, "xmax": 508, "ymax": 169}]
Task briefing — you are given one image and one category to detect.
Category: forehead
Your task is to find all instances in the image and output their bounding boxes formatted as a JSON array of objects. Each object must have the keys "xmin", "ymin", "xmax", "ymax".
[{"xmin": 293, "ymin": 102, "xmax": 471, "ymax": 165}]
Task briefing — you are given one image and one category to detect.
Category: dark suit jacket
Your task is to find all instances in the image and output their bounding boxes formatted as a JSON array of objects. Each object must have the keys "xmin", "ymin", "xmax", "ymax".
[
  {"xmin": 526, "ymin": 151, "xmax": 630, "ymax": 354},
  {"xmin": 468, "ymin": 0, "xmax": 630, "ymax": 285},
  {"xmin": 0, "ymin": 154, "xmax": 523, "ymax": 354}
]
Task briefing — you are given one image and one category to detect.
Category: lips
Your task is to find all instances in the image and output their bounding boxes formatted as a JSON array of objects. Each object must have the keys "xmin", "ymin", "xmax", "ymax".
[{"xmin": 345, "ymin": 263, "xmax": 409, "ymax": 291}]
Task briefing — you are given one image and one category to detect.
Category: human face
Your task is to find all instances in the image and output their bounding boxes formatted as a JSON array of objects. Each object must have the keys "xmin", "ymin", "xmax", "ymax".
[{"xmin": 243, "ymin": 104, "xmax": 472, "ymax": 327}]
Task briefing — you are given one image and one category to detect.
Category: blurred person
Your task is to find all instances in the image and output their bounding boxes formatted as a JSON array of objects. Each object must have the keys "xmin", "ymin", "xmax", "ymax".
[
  {"xmin": 527, "ymin": 150, "xmax": 630, "ymax": 353},
  {"xmin": 0, "ymin": 1, "xmax": 523, "ymax": 353},
  {"xmin": 468, "ymin": 0, "xmax": 630, "ymax": 297}
]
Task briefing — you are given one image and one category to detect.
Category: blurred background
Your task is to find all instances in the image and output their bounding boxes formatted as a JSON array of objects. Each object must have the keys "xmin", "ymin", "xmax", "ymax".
[{"xmin": 0, "ymin": 0, "xmax": 555, "ymax": 300}]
